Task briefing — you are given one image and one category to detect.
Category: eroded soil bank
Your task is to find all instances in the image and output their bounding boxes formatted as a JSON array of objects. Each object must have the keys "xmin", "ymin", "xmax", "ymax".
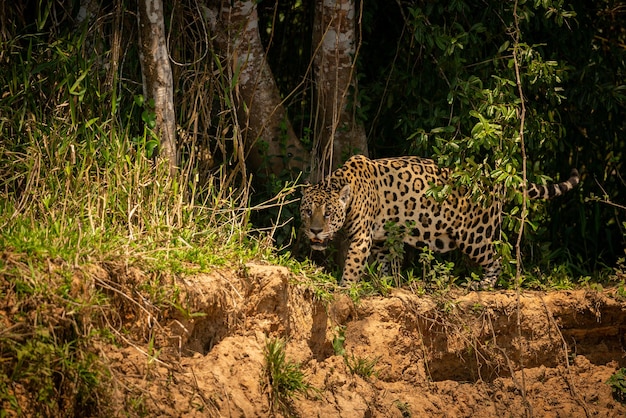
[{"xmin": 103, "ymin": 263, "xmax": 626, "ymax": 417}]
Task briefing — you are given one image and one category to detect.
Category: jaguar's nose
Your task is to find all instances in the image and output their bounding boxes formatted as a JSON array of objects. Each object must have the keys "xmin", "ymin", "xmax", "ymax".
[{"xmin": 310, "ymin": 227, "xmax": 323, "ymax": 235}]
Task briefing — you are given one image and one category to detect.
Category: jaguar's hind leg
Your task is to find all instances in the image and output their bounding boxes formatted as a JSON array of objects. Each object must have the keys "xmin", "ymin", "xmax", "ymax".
[
  {"xmin": 473, "ymin": 257, "xmax": 501, "ymax": 290},
  {"xmin": 459, "ymin": 240, "xmax": 501, "ymax": 290}
]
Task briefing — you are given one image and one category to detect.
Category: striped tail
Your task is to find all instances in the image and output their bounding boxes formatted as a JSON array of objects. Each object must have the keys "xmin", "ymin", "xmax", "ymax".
[{"xmin": 527, "ymin": 169, "xmax": 580, "ymax": 200}]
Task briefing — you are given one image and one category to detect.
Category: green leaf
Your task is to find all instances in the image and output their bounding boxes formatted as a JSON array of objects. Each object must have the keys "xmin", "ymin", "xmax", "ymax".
[
  {"xmin": 498, "ymin": 40, "xmax": 510, "ymax": 54},
  {"xmin": 134, "ymin": 95, "xmax": 145, "ymax": 107}
]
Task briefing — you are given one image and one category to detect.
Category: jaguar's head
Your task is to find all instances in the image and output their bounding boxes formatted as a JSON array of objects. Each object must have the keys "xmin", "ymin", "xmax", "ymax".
[{"xmin": 300, "ymin": 182, "xmax": 351, "ymax": 250}]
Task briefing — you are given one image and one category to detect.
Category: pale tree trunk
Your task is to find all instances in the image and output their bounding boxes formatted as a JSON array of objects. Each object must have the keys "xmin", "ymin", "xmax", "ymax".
[
  {"xmin": 137, "ymin": 0, "xmax": 178, "ymax": 173},
  {"xmin": 312, "ymin": 0, "xmax": 368, "ymax": 181},
  {"xmin": 204, "ymin": 0, "xmax": 309, "ymax": 178}
]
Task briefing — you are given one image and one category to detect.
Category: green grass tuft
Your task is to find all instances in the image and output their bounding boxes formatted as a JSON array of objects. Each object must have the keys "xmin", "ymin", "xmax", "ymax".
[{"xmin": 263, "ymin": 337, "xmax": 313, "ymax": 415}]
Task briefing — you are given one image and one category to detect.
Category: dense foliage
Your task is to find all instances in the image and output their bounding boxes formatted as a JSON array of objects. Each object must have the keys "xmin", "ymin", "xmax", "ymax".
[
  {"xmin": 261, "ymin": 0, "xmax": 626, "ymax": 279},
  {"xmin": 1, "ymin": 0, "xmax": 625, "ymax": 279}
]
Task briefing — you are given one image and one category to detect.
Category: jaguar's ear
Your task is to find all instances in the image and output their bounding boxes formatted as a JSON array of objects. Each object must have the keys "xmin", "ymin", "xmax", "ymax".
[
  {"xmin": 299, "ymin": 181, "xmax": 311, "ymax": 195},
  {"xmin": 339, "ymin": 184, "xmax": 351, "ymax": 205}
]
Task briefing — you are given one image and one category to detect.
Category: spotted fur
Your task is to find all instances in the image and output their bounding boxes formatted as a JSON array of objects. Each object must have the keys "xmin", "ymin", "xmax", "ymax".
[{"xmin": 300, "ymin": 155, "xmax": 579, "ymax": 289}]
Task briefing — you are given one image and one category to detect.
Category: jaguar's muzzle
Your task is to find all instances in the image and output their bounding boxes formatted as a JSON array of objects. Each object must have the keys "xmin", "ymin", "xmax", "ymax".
[{"xmin": 309, "ymin": 237, "xmax": 329, "ymax": 251}]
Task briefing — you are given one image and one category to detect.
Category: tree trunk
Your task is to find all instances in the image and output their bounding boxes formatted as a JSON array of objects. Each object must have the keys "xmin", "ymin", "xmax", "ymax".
[
  {"xmin": 312, "ymin": 0, "xmax": 368, "ymax": 181},
  {"xmin": 137, "ymin": 0, "xmax": 178, "ymax": 173},
  {"xmin": 205, "ymin": 0, "xmax": 309, "ymax": 179}
]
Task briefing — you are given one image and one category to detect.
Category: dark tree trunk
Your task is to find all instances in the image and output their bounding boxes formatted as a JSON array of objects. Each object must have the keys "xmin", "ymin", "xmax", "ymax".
[{"xmin": 205, "ymin": 0, "xmax": 309, "ymax": 178}]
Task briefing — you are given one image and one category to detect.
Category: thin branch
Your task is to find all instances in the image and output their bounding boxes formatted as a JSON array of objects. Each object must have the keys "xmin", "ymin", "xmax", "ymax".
[
  {"xmin": 590, "ymin": 175, "xmax": 626, "ymax": 211},
  {"xmin": 587, "ymin": 196, "xmax": 626, "ymax": 212},
  {"xmin": 511, "ymin": 1, "xmax": 531, "ymax": 417}
]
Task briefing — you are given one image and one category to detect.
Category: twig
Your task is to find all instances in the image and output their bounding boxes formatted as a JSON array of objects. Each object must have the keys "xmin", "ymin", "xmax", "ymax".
[
  {"xmin": 590, "ymin": 175, "xmax": 626, "ymax": 211},
  {"xmin": 586, "ymin": 195, "xmax": 626, "ymax": 212},
  {"xmin": 511, "ymin": 0, "xmax": 531, "ymax": 416},
  {"xmin": 538, "ymin": 296, "xmax": 593, "ymax": 418}
]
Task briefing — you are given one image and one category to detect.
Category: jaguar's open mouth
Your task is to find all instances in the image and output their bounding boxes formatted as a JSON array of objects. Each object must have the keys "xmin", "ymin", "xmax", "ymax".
[{"xmin": 309, "ymin": 237, "xmax": 329, "ymax": 251}]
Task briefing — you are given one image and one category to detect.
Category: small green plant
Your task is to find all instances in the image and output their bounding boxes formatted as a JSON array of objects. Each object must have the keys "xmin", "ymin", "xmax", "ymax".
[
  {"xmin": 263, "ymin": 338, "xmax": 312, "ymax": 414},
  {"xmin": 131, "ymin": 94, "xmax": 159, "ymax": 158},
  {"xmin": 587, "ymin": 282, "xmax": 604, "ymax": 292},
  {"xmin": 440, "ymin": 299, "xmax": 458, "ymax": 314},
  {"xmin": 616, "ymin": 281, "xmax": 626, "ymax": 301},
  {"xmin": 332, "ymin": 326, "xmax": 346, "ymax": 356},
  {"xmin": 364, "ymin": 262, "xmax": 393, "ymax": 296},
  {"xmin": 298, "ymin": 272, "xmax": 337, "ymax": 304},
  {"xmin": 393, "ymin": 400, "xmax": 412, "ymax": 418},
  {"xmin": 347, "ymin": 280, "xmax": 378, "ymax": 304},
  {"xmin": 405, "ymin": 269, "xmax": 427, "ymax": 295},
  {"xmin": 383, "ymin": 221, "xmax": 413, "ymax": 284},
  {"xmin": 606, "ymin": 368, "xmax": 626, "ymax": 403},
  {"xmin": 418, "ymin": 248, "xmax": 456, "ymax": 289},
  {"xmin": 470, "ymin": 302, "xmax": 485, "ymax": 314},
  {"xmin": 610, "ymin": 258, "xmax": 626, "ymax": 299},
  {"xmin": 345, "ymin": 352, "xmax": 380, "ymax": 379},
  {"xmin": 331, "ymin": 326, "xmax": 380, "ymax": 380},
  {"xmin": 544, "ymin": 265, "xmax": 576, "ymax": 290}
]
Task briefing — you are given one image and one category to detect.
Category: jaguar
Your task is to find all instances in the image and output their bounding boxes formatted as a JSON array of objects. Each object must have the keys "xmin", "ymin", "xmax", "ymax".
[{"xmin": 300, "ymin": 155, "xmax": 579, "ymax": 289}]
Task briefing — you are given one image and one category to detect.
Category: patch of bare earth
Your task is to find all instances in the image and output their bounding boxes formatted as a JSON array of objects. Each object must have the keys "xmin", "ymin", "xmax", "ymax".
[{"xmin": 102, "ymin": 264, "xmax": 626, "ymax": 417}]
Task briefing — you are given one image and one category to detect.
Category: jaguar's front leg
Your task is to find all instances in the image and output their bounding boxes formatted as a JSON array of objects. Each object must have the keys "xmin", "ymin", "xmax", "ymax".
[
  {"xmin": 341, "ymin": 233, "xmax": 373, "ymax": 285},
  {"xmin": 370, "ymin": 241, "xmax": 391, "ymax": 277}
]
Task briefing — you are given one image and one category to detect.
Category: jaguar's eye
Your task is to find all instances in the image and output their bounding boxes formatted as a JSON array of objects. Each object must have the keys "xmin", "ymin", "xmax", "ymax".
[
  {"xmin": 323, "ymin": 211, "xmax": 330, "ymax": 219},
  {"xmin": 304, "ymin": 209, "xmax": 312, "ymax": 217}
]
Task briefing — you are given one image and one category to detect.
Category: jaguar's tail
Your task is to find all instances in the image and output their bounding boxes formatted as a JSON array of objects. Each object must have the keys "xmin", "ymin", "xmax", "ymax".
[{"xmin": 527, "ymin": 169, "xmax": 580, "ymax": 200}]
